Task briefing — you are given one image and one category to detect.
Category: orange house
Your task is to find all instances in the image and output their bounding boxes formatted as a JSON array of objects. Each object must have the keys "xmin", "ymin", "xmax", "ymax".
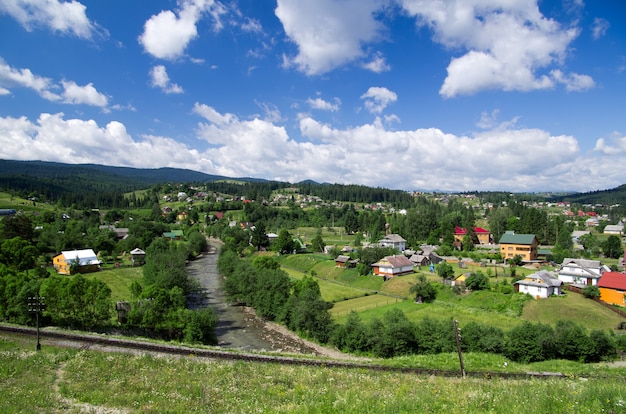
[
  {"xmin": 498, "ymin": 231, "xmax": 538, "ymax": 261},
  {"xmin": 598, "ymin": 272, "xmax": 626, "ymax": 307},
  {"xmin": 53, "ymin": 249, "xmax": 101, "ymax": 275}
]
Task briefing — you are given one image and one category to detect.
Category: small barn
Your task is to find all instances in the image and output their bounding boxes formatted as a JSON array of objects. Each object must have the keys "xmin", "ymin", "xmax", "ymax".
[{"xmin": 130, "ymin": 248, "xmax": 146, "ymax": 266}]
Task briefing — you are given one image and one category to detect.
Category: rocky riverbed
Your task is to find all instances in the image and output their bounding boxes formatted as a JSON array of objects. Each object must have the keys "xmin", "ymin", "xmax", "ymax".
[{"xmin": 186, "ymin": 243, "xmax": 357, "ymax": 359}]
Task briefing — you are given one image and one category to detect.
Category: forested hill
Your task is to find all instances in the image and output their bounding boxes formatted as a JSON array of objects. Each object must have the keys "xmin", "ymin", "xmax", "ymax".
[
  {"xmin": 0, "ymin": 159, "xmax": 238, "ymax": 207},
  {"xmin": 548, "ymin": 184, "xmax": 626, "ymax": 206},
  {"xmin": 0, "ymin": 160, "xmax": 227, "ymax": 186}
]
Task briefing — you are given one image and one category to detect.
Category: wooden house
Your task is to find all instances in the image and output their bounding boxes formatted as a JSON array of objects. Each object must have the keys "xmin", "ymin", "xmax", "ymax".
[
  {"xmin": 598, "ymin": 272, "xmax": 626, "ymax": 307},
  {"xmin": 372, "ymin": 255, "xmax": 414, "ymax": 277},
  {"xmin": 53, "ymin": 249, "xmax": 101, "ymax": 275}
]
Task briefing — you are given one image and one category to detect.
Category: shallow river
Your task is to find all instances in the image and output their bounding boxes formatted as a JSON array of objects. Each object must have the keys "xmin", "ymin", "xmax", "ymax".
[{"xmin": 185, "ymin": 243, "xmax": 320, "ymax": 354}]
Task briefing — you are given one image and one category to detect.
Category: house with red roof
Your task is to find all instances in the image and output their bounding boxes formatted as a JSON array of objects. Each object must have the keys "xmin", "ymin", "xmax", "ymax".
[
  {"xmin": 453, "ymin": 226, "xmax": 491, "ymax": 245},
  {"xmin": 598, "ymin": 272, "xmax": 626, "ymax": 307}
]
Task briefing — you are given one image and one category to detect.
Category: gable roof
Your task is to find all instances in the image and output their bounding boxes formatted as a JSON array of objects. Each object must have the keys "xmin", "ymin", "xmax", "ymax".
[
  {"xmin": 455, "ymin": 226, "xmax": 490, "ymax": 235},
  {"xmin": 515, "ymin": 270, "xmax": 562, "ymax": 288},
  {"xmin": 374, "ymin": 255, "xmax": 413, "ymax": 268},
  {"xmin": 130, "ymin": 248, "xmax": 145, "ymax": 255},
  {"xmin": 379, "ymin": 234, "xmax": 406, "ymax": 243},
  {"xmin": 335, "ymin": 255, "xmax": 350, "ymax": 263},
  {"xmin": 598, "ymin": 272, "xmax": 626, "ymax": 290},
  {"xmin": 60, "ymin": 249, "xmax": 100, "ymax": 266},
  {"xmin": 499, "ymin": 231, "xmax": 537, "ymax": 245}
]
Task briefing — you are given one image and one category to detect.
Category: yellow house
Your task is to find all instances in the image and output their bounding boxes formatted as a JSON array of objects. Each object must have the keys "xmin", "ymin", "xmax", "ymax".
[
  {"xmin": 53, "ymin": 249, "xmax": 101, "ymax": 275},
  {"xmin": 598, "ymin": 272, "xmax": 626, "ymax": 307},
  {"xmin": 498, "ymin": 231, "xmax": 538, "ymax": 262}
]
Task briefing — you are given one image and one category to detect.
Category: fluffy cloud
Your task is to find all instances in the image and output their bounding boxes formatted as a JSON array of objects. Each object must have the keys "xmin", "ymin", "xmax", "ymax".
[
  {"xmin": 0, "ymin": 58, "xmax": 108, "ymax": 107},
  {"xmin": 361, "ymin": 87, "xmax": 397, "ymax": 114},
  {"xmin": 307, "ymin": 97, "xmax": 340, "ymax": 112},
  {"xmin": 139, "ymin": 0, "xmax": 226, "ymax": 60},
  {"xmin": 60, "ymin": 81, "xmax": 108, "ymax": 106},
  {"xmin": 0, "ymin": 0, "xmax": 101, "ymax": 38},
  {"xmin": 3, "ymin": 108, "xmax": 616, "ymax": 192},
  {"xmin": 275, "ymin": 0, "xmax": 387, "ymax": 75},
  {"xmin": 149, "ymin": 65, "xmax": 184, "ymax": 94},
  {"xmin": 400, "ymin": 0, "xmax": 589, "ymax": 97}
]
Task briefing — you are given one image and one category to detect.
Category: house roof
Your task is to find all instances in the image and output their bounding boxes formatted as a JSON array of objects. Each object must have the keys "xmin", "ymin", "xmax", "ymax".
[
  {"xmin": 60, "ymin": 249, "xmax": 100, "ymax": 266},
  {"xmin": 379, "ymin": 234, "xmax": 406, "ymax": 243},
  {"xmin": 598, "ymin": 272, "xmax": 626, "ymax": 290},
  {"xmin": 373, "ymin": 255, "xmax": 413, "ymax": 268},
  {"xmin": 515, "ymin": 270, "xmax": 562, "ymax": 288},
  {"xmin": 130, "ymin": 248, "xmax": 145, "ymax": 255},
  {"xmin": 604, "ymin": 224, "xmax": 624, "ymax": 232},
  {"xmin": 454, "ymin": 226, "xmax": 490, "ymax": 235},
  {"xmin": 499, "ymin": 231, "xmax": 537, "ymax": 245},
  {"xmin": 335, "ymin": 255, "xmax": 350, "ymax": 263}
]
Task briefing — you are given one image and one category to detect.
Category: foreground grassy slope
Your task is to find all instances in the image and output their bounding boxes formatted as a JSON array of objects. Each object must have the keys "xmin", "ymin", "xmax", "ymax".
[{"xmin": 1, "ymin": 336, "xmax": 625, "ymax": 413}]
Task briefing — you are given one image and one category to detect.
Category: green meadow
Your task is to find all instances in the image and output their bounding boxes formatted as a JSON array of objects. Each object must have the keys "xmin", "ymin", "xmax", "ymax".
[{"xmin": 1, "ymin": 335, "xmax": 625, "ymax": 414}]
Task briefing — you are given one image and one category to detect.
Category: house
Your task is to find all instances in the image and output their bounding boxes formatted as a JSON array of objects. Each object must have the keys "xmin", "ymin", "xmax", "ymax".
[
  {"xmin": 409, "ymin": 254, "xmax": 430, "ymax": 267},
  {"xmin": 604, "ymin": 223, "xmax": 624, "ymax": 235},
  {"xmin": 453, "ymin": 226, "xmax": 491, "ymax": 245},
  {"xmin": 514, "ymin": 270, "xmax": 562, "ymax": 299},
  {"xmin": 598, "ymin": 272, "xmax": 626, "ymax": 307},
  {"xmin": 499, "ymin": 231, "xmax": 538, "ymax": 262},
  {"xmin": 372, "ymin": 255, "xmax": 414, "ymax": 277},
  {"xmin": 378, "ymin": 234, "xmax": 406, "ymax": 252},
  {"xmin": 335, "ymin": 255, "xmax": 357, "ymax": 268},
  {"xmin": 130, "ymin": 248, "xmax": 146, "ymax": 266},
  {"xmin": 557, "ymin": 258, "xmax": 609, "ymax": 286},
  {"xmin": 53, "ymin": 249, "xmax": 101, "ymax": 275},
  {"xmin": 99, "ymin": 225, "xmax": 129, "ymax": 240}
]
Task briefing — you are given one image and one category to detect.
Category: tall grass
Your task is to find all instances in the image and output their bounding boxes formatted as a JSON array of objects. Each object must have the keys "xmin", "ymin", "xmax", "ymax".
[{"xmin": 1, "ymin": 337, "xmax": 625, "ymax": 413}]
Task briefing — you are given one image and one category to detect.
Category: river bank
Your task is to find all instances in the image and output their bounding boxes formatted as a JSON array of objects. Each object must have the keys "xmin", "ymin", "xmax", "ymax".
[{"xmin": 187, "ymin": 243, "xmax": 362, "ymax": 360}]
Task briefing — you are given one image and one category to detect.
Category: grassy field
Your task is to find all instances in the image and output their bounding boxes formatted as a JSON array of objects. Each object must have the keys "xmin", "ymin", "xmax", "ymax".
[
  {"xmin": 0, "ymin": 191, "xmax": 55, "ymax": 212},
  {"xmin": 280, "ymin": 253, "xmax": 626, "ymax": 334},
  {"xmin": 85, "ymin": 266, "xmax": 144, "ymax": 305},
  {"xmin": 1, "ymin": 335, "xmax": 625, "ymax": 413}
]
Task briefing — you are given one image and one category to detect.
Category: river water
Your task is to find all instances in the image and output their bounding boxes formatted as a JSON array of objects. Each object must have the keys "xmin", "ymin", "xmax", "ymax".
[{"xmin": 185, "ymin": 244, "xmax": 321, "ymax": 354}]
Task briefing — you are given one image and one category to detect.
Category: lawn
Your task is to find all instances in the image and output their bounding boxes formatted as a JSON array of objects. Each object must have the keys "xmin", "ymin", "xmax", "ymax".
[
  {"xmin": 85, "ymin": 266, "xmax": 144, "ymax": 304},
  {"xmin": 521, "ymin": 290, "xmax": 624, "ymax": 332}
]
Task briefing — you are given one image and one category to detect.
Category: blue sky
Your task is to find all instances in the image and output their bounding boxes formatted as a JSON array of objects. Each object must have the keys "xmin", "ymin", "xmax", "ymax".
[{"xmin": 1, "ymin": 0, "xmax": 625, "ymax": 192}]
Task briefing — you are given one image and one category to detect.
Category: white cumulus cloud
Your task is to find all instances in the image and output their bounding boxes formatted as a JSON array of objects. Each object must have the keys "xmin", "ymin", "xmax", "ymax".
[
  {"xmin": 139, "ymin": 0, "xmax": 227, "ymax": 61},
  {"xmin": 0, "ymin": 0, "xmax": 102, "ymax": 38},
  {"xmin": 400, "ymin": 0, "xmax": 590, "ymax": 97},
  {"xmin": 361, "ymin": 86, "xmax": 397, "ymax": 114},
  {"xmin": 149, "ymin": 65, "xmax": 184, "ymax": 94},
  {"xmin": 275, "ymin": 0, "xmax": 387, "ymax": 75}
]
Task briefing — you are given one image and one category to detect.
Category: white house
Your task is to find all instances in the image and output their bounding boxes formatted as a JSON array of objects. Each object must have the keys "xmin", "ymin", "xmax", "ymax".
[
  {"xmin": 604, "ymin": 222, "xmax": 624, "ymax": 235},
  {"xmin": 557, "ymin": 258, "xmax": 609, "ymax": 286},
  {"xmin": 372, "ymin": 255, "xmax": 414, "ymax": 277},
  {"xmin": 378, "ymin": 234, "xmax": 406, "ymax": 252},
  {"xmin": 515, "ymin": 270, "xmax": 563, "ymax": 299}
]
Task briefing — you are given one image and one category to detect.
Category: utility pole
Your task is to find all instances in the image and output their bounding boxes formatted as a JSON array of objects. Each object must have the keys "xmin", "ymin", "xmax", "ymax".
[
  {"xmin": 28, "ymin": 296, "xmax": 45, "ymax": 351},
  {"xmin": 453, "ymin": 320, "xmax": 466, "ymax": 378}
]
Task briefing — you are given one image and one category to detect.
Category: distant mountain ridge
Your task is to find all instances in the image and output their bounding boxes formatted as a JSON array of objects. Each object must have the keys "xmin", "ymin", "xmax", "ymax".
[
  {"xmin": 0, "ymin": 159, "xmax": 232, "ymax": 185},
  {"xmin": 1, "ymin": 159, "xmax": 625, "ymax": 207}
]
